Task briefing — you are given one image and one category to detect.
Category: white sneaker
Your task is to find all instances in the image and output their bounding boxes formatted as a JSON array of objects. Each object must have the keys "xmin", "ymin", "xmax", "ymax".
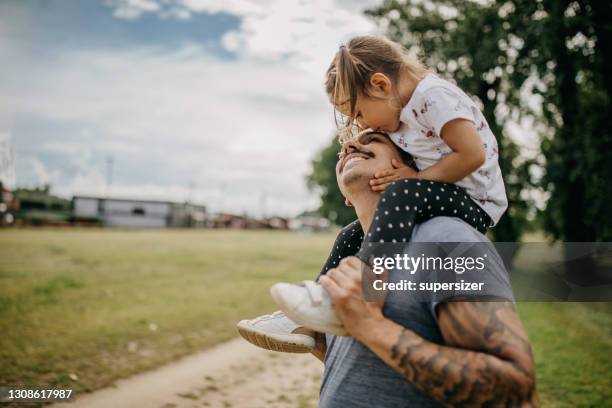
[
  {"xmin": 236, "ymin": 311, "xmax": 316, "ymax": 353},
  {"xmin": 270, "ymin": 281, "xmax": 348, "ymax": 336}
]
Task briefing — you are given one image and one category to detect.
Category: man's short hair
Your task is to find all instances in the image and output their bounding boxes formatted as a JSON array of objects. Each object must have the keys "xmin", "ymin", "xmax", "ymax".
[{"xmin": 358, "ymin": 130, "xmax": 418, "ymax": 171}]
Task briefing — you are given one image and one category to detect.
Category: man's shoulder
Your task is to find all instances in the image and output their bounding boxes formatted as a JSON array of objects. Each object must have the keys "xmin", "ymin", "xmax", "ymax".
[{"xmin": 412, "ymin": 216, "xmax": 486, "ymax": 243}]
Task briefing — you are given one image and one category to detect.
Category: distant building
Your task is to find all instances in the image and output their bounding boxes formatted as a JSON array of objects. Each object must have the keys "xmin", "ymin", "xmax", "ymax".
[
  {"xmin": 289, "ymin": 215, "xmax": 331, "ymax": 231},
  {"xmin": 206, "ymin": 213, "xmax": 289, "ymax": 230},
  {"xmin": 73, "ymin": 196, "xmax": 206, "ymax": 228},
  {"xmin": 265, "ymin": 216, "xmax": 289, "ymax": 230},
  {"xmin": 13, "ymin": 185, "xmax": 72, "ymax": 226}
]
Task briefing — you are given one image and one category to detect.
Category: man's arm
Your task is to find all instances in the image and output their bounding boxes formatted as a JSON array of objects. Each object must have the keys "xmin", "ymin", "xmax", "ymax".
[
  {"xmin": 320, "ymin": 257, "xmax": 537, "ymax": 407},
  {"xmin": 436, "ymin": 299, "xmax": 536, "ymax": 401},
  {"xmin": 374, "ymin": 301, "xmax": 537, "ymax": 407}
]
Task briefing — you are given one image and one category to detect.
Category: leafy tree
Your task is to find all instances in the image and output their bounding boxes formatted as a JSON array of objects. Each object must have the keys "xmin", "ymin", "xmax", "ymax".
[
  {"xmin": 515, "ymin": 0, "xmax": 612, "ymax": 243},
  {"xmin": 502, "ymin": 0, "xmax": 612, "ymax": 282}
]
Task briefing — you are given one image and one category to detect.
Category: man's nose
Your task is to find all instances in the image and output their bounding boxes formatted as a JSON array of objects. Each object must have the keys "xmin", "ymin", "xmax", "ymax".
[{"xmin": 342, "ymin": 138, "xmax": 360, "ymax": 155}]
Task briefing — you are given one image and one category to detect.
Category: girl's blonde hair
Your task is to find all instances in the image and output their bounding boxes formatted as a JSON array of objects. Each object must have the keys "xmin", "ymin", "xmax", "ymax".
[{"xmin": 325, "ymin": 36, "xmax": 427, "ymax": 141}]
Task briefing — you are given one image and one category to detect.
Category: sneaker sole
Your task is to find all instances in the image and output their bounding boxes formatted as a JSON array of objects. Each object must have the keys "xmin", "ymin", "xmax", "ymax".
[
  {"xmin": 236, "ymin": 321, "xmax": 314, "ymax": 353},
  {"xmin": 270, "ymin": 286, "xmax": 349, "ymax": 337}
]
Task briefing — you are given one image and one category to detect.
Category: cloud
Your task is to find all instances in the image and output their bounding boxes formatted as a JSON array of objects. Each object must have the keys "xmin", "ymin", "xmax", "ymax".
[
  {"xmin": 218, "ymin": 0, "xmax": 377, "ymax": 72},
  {"xmin": 107, "ymin": 0, "xmax": 379, "ymax": 74},
  {"xmin": 29, "ymin": 157, "xmax": 52, "ymax": 185},
  {"xmin": 105, "ymin": 0, "xmax": 161, "ymax": 20},
  {"xmin": 3, "ymin": 0, "xmax": 379, "ymax": 216}
]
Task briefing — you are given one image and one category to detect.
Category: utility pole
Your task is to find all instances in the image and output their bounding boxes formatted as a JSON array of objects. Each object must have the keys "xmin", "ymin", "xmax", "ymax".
[
  {"xmin": 188, "ymin": 181, "xmax": 195, "ymax": 204},
  {"xmin": 105, "ymin": 156, "xmax": 114, "ymax": 198},
  {"xmin": 260, "ymin": 189, "xmax": 267, "ymax": 219},
  {"xmin": 0, "ymin": 138, "xmax": 15, "ymax": 188}
]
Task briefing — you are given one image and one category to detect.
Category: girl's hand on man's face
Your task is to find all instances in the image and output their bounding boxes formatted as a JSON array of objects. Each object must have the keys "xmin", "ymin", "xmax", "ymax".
[{"xmin": 369, "ymin": 158, "xmax": 419, "ymax": 192}]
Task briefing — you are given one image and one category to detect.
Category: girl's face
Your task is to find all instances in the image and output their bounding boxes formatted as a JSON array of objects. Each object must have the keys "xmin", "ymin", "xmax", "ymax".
[{"xmin": 353, "ymin": 94, "xmax": 401, "ymax": 133}]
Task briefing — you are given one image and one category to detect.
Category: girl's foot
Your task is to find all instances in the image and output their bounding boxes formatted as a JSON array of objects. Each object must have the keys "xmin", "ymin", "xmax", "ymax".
[
  {"xmin": 270, "ymin": 281, "xmax": 348, "ymax": 336},
  {"xmin": 236, "ymin": 311, "xmax": 316, "ymax": 353}
]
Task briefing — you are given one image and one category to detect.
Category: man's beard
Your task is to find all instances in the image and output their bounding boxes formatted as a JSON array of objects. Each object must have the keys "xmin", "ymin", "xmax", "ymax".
[{"xmin": 340, "ymin": 167, "xmax": 371, "ymax": 194}]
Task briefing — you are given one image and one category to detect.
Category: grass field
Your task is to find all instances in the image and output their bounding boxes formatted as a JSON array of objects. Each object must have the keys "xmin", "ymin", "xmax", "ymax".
[{"xmin": 1, "ymin": 228, "xmax": 611, "ymax": 407}]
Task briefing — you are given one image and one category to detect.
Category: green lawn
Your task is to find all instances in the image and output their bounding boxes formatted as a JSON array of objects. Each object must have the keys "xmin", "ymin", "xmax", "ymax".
[
  {"xmin": 0, "ymin": 229, "xmax": 610, "ymax": 407},
  {"xmin": 0, "ymin": 229, "xmax": 332, "ymax": 392},
  {"xmin": 518, "ymin": 302, "xmax": 612, "ymax": 407}
]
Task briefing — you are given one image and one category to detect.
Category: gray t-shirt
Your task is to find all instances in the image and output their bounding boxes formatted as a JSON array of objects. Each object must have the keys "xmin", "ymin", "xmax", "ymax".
[{"xmin": 319, "ymin": 217, "xmax": 514, "ymax": 408}]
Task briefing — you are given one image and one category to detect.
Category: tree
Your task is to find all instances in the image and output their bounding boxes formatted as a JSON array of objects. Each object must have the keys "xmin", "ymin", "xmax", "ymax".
[
  {"xmin": 507, "ymin": 0, "xmax": 612, "ymax": 283},
  {"xmin": 521, "ymin": 0, "xmax": 612, "ymax": 243}
]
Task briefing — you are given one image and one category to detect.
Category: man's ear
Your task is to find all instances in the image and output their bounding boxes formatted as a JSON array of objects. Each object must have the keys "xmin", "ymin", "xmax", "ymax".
[
  {"xmin": 369, "ymin": 73, "xmax": 392, "ymax": 96},
  {"xmin": 345, "ymin": 198, "xmax": 353, "ymax": 207}
]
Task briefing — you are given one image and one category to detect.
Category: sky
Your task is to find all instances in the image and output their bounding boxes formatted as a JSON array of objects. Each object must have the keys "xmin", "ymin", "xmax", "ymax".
[{"xmin": 0, "ymin": 0, "xmax": 382, "ymax": 216}]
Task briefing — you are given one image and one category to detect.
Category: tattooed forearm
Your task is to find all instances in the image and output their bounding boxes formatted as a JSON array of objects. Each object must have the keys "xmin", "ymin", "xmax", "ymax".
[
  {"xmin": 358, "ymin": 300, "xmax": 537, "ymax": 407},
  {"xmin": 389, "ymin": 301, "xmax": 536, "ymax": 407}
]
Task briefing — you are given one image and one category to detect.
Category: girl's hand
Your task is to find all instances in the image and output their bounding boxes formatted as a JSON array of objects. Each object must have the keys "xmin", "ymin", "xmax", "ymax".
[{"xmin": 369, "ymin": 159, "xmax": 418, "ymax": 192}]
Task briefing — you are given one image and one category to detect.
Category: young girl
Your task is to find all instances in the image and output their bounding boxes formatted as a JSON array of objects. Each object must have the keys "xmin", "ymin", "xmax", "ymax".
[
  {"xmin": 237, "ymin": 36, "xmax": 508, "ymax": 347},
  {"xmin": 316, "ymin": 35, "xmax": 508, "ymax": 261}
]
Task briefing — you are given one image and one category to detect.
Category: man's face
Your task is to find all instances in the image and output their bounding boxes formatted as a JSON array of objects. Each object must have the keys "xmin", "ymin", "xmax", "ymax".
[{"xmin": 335, "ymin": 131, "xmax": 403, "ymax": 195}]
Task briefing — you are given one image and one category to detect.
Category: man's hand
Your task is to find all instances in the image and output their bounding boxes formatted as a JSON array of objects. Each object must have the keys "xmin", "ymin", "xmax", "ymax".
[
  {"xmin": 370, "ymin": 158, "xmax": 418, "ymax": 192},
  {"xmin": 319, "ymin": 256, "xmax": 384, "ymax": 338}
]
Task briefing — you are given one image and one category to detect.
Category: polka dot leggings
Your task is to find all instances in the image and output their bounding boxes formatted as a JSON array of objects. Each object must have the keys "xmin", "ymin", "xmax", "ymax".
[
  {"xmin": 317, "ymin": 219, "xmax": 364, "ymax": 279},
  {"xmin": 316, "ymin": 179, "xmax": 491, "ymax": 277}
]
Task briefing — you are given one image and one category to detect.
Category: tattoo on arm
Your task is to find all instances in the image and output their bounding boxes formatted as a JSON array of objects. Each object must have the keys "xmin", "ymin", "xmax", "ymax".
[{"xmin": 389, "ymin": 301, "xmax": 537, "ymax": 407}]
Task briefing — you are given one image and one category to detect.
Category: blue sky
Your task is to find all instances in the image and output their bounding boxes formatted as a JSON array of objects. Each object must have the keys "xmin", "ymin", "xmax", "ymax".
[{"xmin": 0, "ymin": 0, "xmax": 379, "ymax": 216}]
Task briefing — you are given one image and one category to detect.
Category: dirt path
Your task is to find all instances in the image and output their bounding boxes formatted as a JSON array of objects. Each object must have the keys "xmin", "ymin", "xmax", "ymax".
[{"xmin": 52, "ymin": 338, "xmax": 323, "ymax": 408}]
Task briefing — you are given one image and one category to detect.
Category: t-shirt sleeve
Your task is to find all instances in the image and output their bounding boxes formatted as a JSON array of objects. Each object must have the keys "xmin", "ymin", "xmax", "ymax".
[
  {"xmin": 425, "ymin": 242, "xmax": 516, "ymax": 323},
  {"xmin": 419, "ymin": 86, "xmax": 476, "ymax": 138}
]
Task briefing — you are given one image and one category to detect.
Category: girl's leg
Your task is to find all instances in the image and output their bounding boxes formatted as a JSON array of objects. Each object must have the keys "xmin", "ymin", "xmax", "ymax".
[
  {"xmin": 317, "ymin": 219, "xmax": 363, "ymax": 279},
  {"xmin": 358, "ymin": 179, "xmax": 491, "ymax": 261}
]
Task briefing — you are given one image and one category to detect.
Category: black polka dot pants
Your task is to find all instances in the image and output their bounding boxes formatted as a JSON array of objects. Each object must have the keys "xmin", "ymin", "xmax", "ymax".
[
  {"xmin": 357, "ymin": 179, "xmax": 491, "ymax": 263},
  {"xmin": 316, "ymin": 219, "xmax": 363, "ymax": 280},
  {"xmin": 316, "ymin": 179, "xmax": 492, "ymax": 278}
]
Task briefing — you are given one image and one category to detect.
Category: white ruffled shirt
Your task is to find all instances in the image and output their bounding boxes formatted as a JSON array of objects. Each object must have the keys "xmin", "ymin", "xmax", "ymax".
[{"xmin": 389, "ymin": 74, "xmax": 508, "ymax": 225}]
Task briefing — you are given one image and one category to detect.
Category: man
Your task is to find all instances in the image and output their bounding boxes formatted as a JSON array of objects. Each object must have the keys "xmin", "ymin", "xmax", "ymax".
[
  {"xmin": 239, "ymin": 131, "xmax": 537, "ymax": 407},
  {"xmin": 313, "ymin": 131, "xmax": 537, "ymax": 407}
]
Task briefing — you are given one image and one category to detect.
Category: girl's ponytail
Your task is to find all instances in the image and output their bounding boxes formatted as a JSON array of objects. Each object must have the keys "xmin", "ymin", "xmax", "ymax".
[
  {"xmin": 334, "ymin": 45, "xmax": 366, "ymax": 128},
  {"xmin": 326, "ymin": 43, "xmax": 369, "ymax": 135}
]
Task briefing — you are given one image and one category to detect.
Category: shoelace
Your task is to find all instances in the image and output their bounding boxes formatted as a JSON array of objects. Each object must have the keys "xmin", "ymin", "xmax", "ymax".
[{"xmin": 302, "ymin": 280, "xmax": 323, "ymax": 306}]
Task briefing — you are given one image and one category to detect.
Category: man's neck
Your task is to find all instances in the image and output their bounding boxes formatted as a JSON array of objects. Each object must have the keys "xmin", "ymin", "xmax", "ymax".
[{"xmin": 347, "ymin": 187, "xmax": 380, "ymax": 233}]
